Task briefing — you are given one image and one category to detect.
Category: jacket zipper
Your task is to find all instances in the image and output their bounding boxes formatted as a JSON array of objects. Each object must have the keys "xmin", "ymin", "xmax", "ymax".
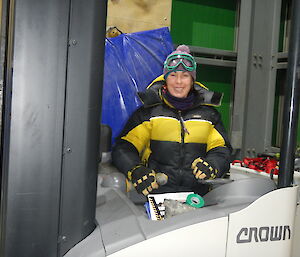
[{"xmin": 178, "ymin": 111, "xmax": 189, "ymax": 180}]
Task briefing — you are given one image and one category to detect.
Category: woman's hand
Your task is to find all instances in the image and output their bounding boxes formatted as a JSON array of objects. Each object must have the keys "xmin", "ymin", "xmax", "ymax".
[
  {"xmin": 191, "ymin": 158, "xmax": 218, "ymax": 180},
  {"xmin": 128, "ymin": 165, "xmax": 159, "ymax": 196}
]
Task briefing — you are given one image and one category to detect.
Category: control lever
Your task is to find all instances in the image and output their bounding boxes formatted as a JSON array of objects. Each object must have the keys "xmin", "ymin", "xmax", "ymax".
[
  {"xmin": 155, "ymin": 174, "xmax": 232, "ymax": 186},
  {"xmin": 155, "ymin": 172, "xmax": 168, "ymax": 186},
  {"xmin": 197, "ymin": 178, "xmax": 233, "ymax": 186}
]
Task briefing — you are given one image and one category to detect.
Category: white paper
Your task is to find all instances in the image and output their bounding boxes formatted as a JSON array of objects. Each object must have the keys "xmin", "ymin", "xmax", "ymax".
[{"xmin": 147, "ymin": 192, "xmax": 193, "ymax": 220}]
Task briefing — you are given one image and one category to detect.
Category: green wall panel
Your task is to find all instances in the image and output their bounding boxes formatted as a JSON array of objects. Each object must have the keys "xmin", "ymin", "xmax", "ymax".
[
  {"xmin": 273, "ymin": 0, "xmax": 300, "ymax": 146},
  {"xmin": 298, "ymin": 117, "xmax": 300, "ymax": 144},
  {"xmin": 170, "ymin": 0, "xmax": 237, "ymax": 132},
  {"xmin": 278, "ymin": 0, "xmax": 288, "ymax": 52},
  {"xmin": 197, "ymin": 66, "xmax": 233, "ymax": 132},
  {"xmin": 171, "ymin": 0, "xmax": 237, "ymax": 50},
  {"xmin": 272, "ymin": 70, "xmax": 284, "ymax": 147},
  {"xmin": 273, "ymin": 70, "xmax": 300, "ymax": 146}
]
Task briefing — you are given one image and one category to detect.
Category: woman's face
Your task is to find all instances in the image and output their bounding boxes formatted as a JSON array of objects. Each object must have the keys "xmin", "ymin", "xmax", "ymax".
[{"xmin": 166, "ymin": 71, "xmax": 193, "ymax": 98}]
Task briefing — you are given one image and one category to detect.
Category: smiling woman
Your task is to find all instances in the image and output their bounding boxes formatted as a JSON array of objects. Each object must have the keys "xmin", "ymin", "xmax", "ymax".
[
  {"xmin": 165, "ymin": 71, "xmax": 193, "ymax": 98},
  {"xmin": 112, "ymin": 44, "xmax": 232, "ymax": 197}
]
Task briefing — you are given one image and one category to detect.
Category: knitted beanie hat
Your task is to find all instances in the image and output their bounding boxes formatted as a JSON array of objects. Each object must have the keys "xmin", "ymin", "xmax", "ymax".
[{"xmin": 163, "ymin": 45, "xmax": 197, "ymax": 80}]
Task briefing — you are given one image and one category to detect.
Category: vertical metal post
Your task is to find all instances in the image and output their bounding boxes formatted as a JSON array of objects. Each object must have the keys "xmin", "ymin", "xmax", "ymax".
[
  {"xmin": 0, "ymin": 1, "xmax": 70, "ymax": 256},
  {"xmin": 0, "ymin": 0, "xmax": 107, "ymax": 256},
  {"xmin": 278, "ymin": 0, "xmax": 300, "ymax": 188},
  {"xmin": 231, "ymin": 0, "xmax": 253, "ymax": 155},
  {"xmin": 58, "ymin": 0, "xmax": 107, "ymax": 255},
  {"xmin": 241, "ymin": 0, "xmax": 282, "ymax": 157}
]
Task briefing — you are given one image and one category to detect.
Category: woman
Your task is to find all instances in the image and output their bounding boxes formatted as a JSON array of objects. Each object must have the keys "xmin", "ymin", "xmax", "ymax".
[{"xmin": 112, "ymin": 45, "xmax": 232, "ymax": 196}]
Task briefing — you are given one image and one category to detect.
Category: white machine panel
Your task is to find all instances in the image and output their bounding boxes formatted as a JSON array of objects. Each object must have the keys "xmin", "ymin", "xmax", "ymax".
[
  {"xmin": 226, "ymin": 186, "xmax": 298, "ymax": 257},
  {"xmin": 108, "ymin": 217, "xmax": 228, "ymax": 257}
]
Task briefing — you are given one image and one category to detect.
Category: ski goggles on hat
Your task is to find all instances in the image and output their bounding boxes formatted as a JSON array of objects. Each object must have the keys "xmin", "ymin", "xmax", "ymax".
[{"xmin": 164, "ymin": 53, "xmax": 197, "ymax": 72}]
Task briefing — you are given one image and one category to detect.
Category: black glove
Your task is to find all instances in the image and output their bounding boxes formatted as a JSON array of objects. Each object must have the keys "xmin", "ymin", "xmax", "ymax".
[
  {"xmin": 128, "ymin": 165, "xmax": 159, "ymax": 196},
  {"xmin": 191, "ymin": 157, "xmax": 218, "ymax": 180}
]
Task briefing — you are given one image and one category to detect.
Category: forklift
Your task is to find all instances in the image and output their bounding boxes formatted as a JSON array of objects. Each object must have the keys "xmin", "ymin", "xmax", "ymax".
[{"xmin": 0, "ymin": 0, "xmax": 299, "ymax": 256}]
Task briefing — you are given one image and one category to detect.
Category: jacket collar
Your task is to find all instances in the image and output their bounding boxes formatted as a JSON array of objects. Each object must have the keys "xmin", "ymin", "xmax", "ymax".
[{"xmin": 138, "ymin": 75, "xmax": 223, "ymax": 108}]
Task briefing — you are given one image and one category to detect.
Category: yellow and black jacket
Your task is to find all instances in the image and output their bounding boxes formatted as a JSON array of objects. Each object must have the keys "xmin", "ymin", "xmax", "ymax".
[{"xmin": 112, "ymin": 75, "xmax": 232, "ymax": 194}]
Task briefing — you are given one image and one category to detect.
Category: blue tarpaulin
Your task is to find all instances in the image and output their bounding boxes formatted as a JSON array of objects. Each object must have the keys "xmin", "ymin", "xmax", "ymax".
[{"xmin": 102, "ymin": 27, "xmax": 174, "ymax": 146}]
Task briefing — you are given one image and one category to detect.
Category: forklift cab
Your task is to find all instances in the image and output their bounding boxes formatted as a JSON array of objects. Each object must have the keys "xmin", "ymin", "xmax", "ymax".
[{"xmin": 82, "ymin": 124, "xmax": 295, "ymax": 257}]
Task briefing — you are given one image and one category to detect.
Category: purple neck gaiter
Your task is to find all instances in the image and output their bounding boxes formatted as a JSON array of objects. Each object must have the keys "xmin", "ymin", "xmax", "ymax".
[{"xmin": 162, "ymin": 87, "xmax": 195, "ymax": 110}]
